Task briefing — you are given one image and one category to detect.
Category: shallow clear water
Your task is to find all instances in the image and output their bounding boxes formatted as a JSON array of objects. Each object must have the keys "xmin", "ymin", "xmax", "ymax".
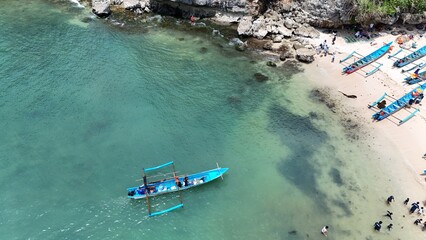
[{"xmin": 0, "ymin": 1, "xmax": 422, "ymax": 239}]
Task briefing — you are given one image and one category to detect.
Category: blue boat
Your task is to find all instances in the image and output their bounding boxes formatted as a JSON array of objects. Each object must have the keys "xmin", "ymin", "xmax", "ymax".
[
  {"xmin": 404, "ymin": 70, "xmax": 426, "ymax": 85},
  {"xmin": 372, "ymin": 83, "xmax": 426, "ymax": 122},
  {"xmin": 127, "ymin": 161, "xmax": 228, "ymax": 216},
  {"xmin": 394, "ymin": 45, "xmax": 426, "ymax": 68},
  {"xmin": 342, "ymin": 42, "xmax": 393, "ymax": 74}
]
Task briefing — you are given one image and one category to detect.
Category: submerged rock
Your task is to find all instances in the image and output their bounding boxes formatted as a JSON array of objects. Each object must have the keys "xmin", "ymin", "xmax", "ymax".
[
  {"xmin": 199, "ymin": 47, "xmax": 208, "ymax": 54},
  {"xmin": 254, "ymin": 73, "xmax": 269, "ymax": 82},
  {"xmin": 266, "ymin": 61, "xmax": 277, "ymax": 67}
]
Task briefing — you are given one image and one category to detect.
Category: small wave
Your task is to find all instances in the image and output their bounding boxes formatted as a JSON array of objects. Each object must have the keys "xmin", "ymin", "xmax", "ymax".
[{"xmin": 69, "ymin": 0, "xmax": 85, "ymax": 9}]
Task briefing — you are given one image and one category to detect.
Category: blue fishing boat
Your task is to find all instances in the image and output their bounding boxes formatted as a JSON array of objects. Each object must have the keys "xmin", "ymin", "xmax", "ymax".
[
  {"xmin": 394, "ymin": 45, "xmax": 426, "ymax": 68},
  {"xmin": 372, "ymin": 83, "xmax": 426, "ymax": 123},
  {"xmin": 127, "ymin": 161, "xmax": 228, "ymax": 216},
  {"xmin": 342, "ymin": 42, "xmax": 393, "ymax": 74},
  {"xmin": 404, "ymin": 70, "xmax": 426, "ymax": 85}
]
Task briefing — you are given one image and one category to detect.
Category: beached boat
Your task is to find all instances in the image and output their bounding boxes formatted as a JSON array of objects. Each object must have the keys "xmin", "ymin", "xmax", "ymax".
[
  {"xmin": 393, "ymin": 45, "xmax": 426, "ymax": 68},
  {"xmin": 127, "ymin": 161, "xmax": 228, "ymax": 216},
  {"xmin": 371, "ymin": 83, "xmax": 426, "ymax": 123},
  {"xmin": 342, "ymin": 42, "xmax": 393, "ymax": 74},
  {"xmin": 404, "ymin": 70, "xmax": 426, "ymax": 85}
]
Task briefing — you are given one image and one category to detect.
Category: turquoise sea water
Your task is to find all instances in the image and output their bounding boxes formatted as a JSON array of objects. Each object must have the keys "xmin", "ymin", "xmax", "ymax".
[{"xmin": 1, "ymin": 1, "xmax": 423, "ymax": 239}]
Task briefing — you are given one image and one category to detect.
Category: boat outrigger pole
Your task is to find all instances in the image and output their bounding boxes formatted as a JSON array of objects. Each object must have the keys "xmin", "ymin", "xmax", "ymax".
[
  {"xmin": 142, "ymin": 170, "xmax": 151, "ymax": 215},
  {"xmin": 172, "ymin": 163, "xmax": 184, "ymax": 207},
  {"xmin": 216, "ymin": 162, "xmax": 224, "ymax": 180}
]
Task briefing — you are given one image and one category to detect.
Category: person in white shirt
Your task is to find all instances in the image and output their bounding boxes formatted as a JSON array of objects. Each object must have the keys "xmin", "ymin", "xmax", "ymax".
[{"xmin": 321, "ymin": 226, "xmax": 329, "ymax": 237}]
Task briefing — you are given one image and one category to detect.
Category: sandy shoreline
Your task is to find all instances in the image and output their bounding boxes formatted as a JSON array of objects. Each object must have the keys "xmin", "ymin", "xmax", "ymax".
[{"xmin": 302, "ymin": 27, "xmax": 426, "ymax": 237}]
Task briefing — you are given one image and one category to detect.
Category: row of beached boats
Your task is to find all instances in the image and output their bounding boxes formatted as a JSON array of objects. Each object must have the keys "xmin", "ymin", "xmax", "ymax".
[
  {"xmin": 340, "ymin": 39, "xmax": 426, "ymax": 124},
  {"xmin": 341, "ymin": 42, "xmax": 426, "ymax": 84}
]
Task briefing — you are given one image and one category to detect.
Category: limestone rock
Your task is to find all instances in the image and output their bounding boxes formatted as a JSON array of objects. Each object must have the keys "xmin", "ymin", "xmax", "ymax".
[
  {"xmin": 251, "ymin": 16, "xmax": 268, "ymax": 39},
  {"xmin": 237, "ymin": 16, "xmax": 253, "ymax": 36},
  {"xmin": 229, "ymin": 38, "xmax": 246, "ymax": 51},
  {"xmin": 279, "ymin": 50, "xmax": 295, "ymax": 61},
  {"xmin": 111, "ymin": 0, "xmax": 123, "ymax": 5},
  {"xmin": 284, "ymin": 18, "xmax": 299, "ymax": 29},
  {"xmin": 92, "ymin": 0, "xmax": 111, "ymax": 18},
  {"xmin": 400, "ymin": 13, "xmax": 426, "ymax": 25},
  {"xmin": 296, "ymin": 48, "xmax": 315, "ymax": 63},
  {"xmin": 123, "ymin": 0, "xmax": 140, "ymax": 9},
  {"xmin": 213, "ymin": 12, "xmax": 241, "ymax": 24},
  {"xmin": 263, "ymin": 41, "xmax": 273, "ymax": 50},
  {"xmin": 277, "ymin": 25, "xmax": 293, "ymax": 37},
  {"xmin": 273, "ymin": 35, "xmax": 283, "ymax": 43},
  {"xmin": 292, "ymin": 42, "xmax": 304, "ymax": 50},
  {"xmin": 293, "ymin": 26, "xmax": 320, "ymax": 38}
]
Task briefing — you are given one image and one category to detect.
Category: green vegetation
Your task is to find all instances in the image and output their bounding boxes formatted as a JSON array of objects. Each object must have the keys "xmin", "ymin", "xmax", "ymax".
[{"xmin": 356, "ymin": 0, "xmax": 426, "ymax": 15}]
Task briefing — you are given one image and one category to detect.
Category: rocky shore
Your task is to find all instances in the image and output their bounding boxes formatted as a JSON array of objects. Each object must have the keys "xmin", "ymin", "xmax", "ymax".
[{"xmin": 89, "ymin": 0, "xmax": 426, "ymax": 65}]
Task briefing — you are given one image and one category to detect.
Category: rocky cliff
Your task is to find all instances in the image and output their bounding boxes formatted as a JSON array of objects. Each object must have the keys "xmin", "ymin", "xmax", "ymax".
[
  {"xmin": 89, "ymin": 0, "xmax": 426, "ymax": 64},
  {"xmin": 92, "ymin": 0, "xmax": 426, "ymax": 32}
]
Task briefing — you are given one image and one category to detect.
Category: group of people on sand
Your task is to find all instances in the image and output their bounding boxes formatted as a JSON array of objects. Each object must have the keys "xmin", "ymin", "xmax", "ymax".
[
  {"xmin": 373, "ymin": 195, "xmax": 426, "ymax": 232},
  {"xmin": 317, "ymin": 40, "xmax": 330, "ymax": 56},
  {"xmin": 317, "ymin": 33, "xmax": 337, "ymax": 62}
]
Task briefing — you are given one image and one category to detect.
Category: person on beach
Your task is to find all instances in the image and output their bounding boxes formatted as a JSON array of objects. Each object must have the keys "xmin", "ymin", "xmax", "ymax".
[
  {"xmin": 374, "ymin": 221, "xmax": 382, "ymax": 231},
  {"xmin": 331, "ymin": 52, "xmax": 336, "ymax": 63},
  {"xmin": 321, "ymin": 226, "xmax": 328, "ymax": 237},
  {"xmin": 323, "ymin": 45, "xmax": 329, "ymax": 56},
  {"xmin": 414, "ymin": 219, "xmax": 423, "ymax": 225},
  {"xmin": 387, "ymin": 195, "xmax": 395, "ymax": 204},
  {"xmin": 355, "ymin": 31, "xmax": 360, "ymax": 38},
  {"xmin": 404, "ymin": 198, "xmax": 410, "ymax": 205},
  {"xmin": 410, "ymin": 202, "xmax": 420, "ymax": 213},
  {"xmin": 387, "ymin": 223, "xmax": 393, "ymax": 231},
  {"xmin": 385, "ymin": 210, "xmax": 393, "ymax": 220},
  {"xmin": 332, "ymin": 32, "xmax": 336, "ymax": 45},
  {"xmin": 419, "ymin": 207, "xmax": 424, "ymax": 215}
]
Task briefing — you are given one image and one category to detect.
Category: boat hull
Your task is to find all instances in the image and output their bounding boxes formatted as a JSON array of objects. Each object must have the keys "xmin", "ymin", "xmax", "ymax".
[
  {"xmin": 404, "ymin": 70, "xmax": 426, "ymax": 85},
  {"xmin": 343, "ymin": 42, "xmax": 392, "ymax": 74},
  {"xmin": 372, "ymin": 83, "xmax": 426, "ymax": 121},
  {"xmin": 127, "ymin": 168, "xmax": 228, "ymax": 199},
  {"xmin": 394, "ymin": 45, "xmax": 426, "ymax": 68}
]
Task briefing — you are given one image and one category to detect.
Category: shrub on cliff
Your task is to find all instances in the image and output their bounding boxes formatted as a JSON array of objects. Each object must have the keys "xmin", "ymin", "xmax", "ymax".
[{"xmin": 356, "ymin": 0, "xmax": 426, "ymax": 15}]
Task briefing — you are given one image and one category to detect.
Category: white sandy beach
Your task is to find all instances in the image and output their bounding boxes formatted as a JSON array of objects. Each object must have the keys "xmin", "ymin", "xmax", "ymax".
[{"xmin": 303, "ymin": 27, "xmax": 426, "ymax": 237}]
